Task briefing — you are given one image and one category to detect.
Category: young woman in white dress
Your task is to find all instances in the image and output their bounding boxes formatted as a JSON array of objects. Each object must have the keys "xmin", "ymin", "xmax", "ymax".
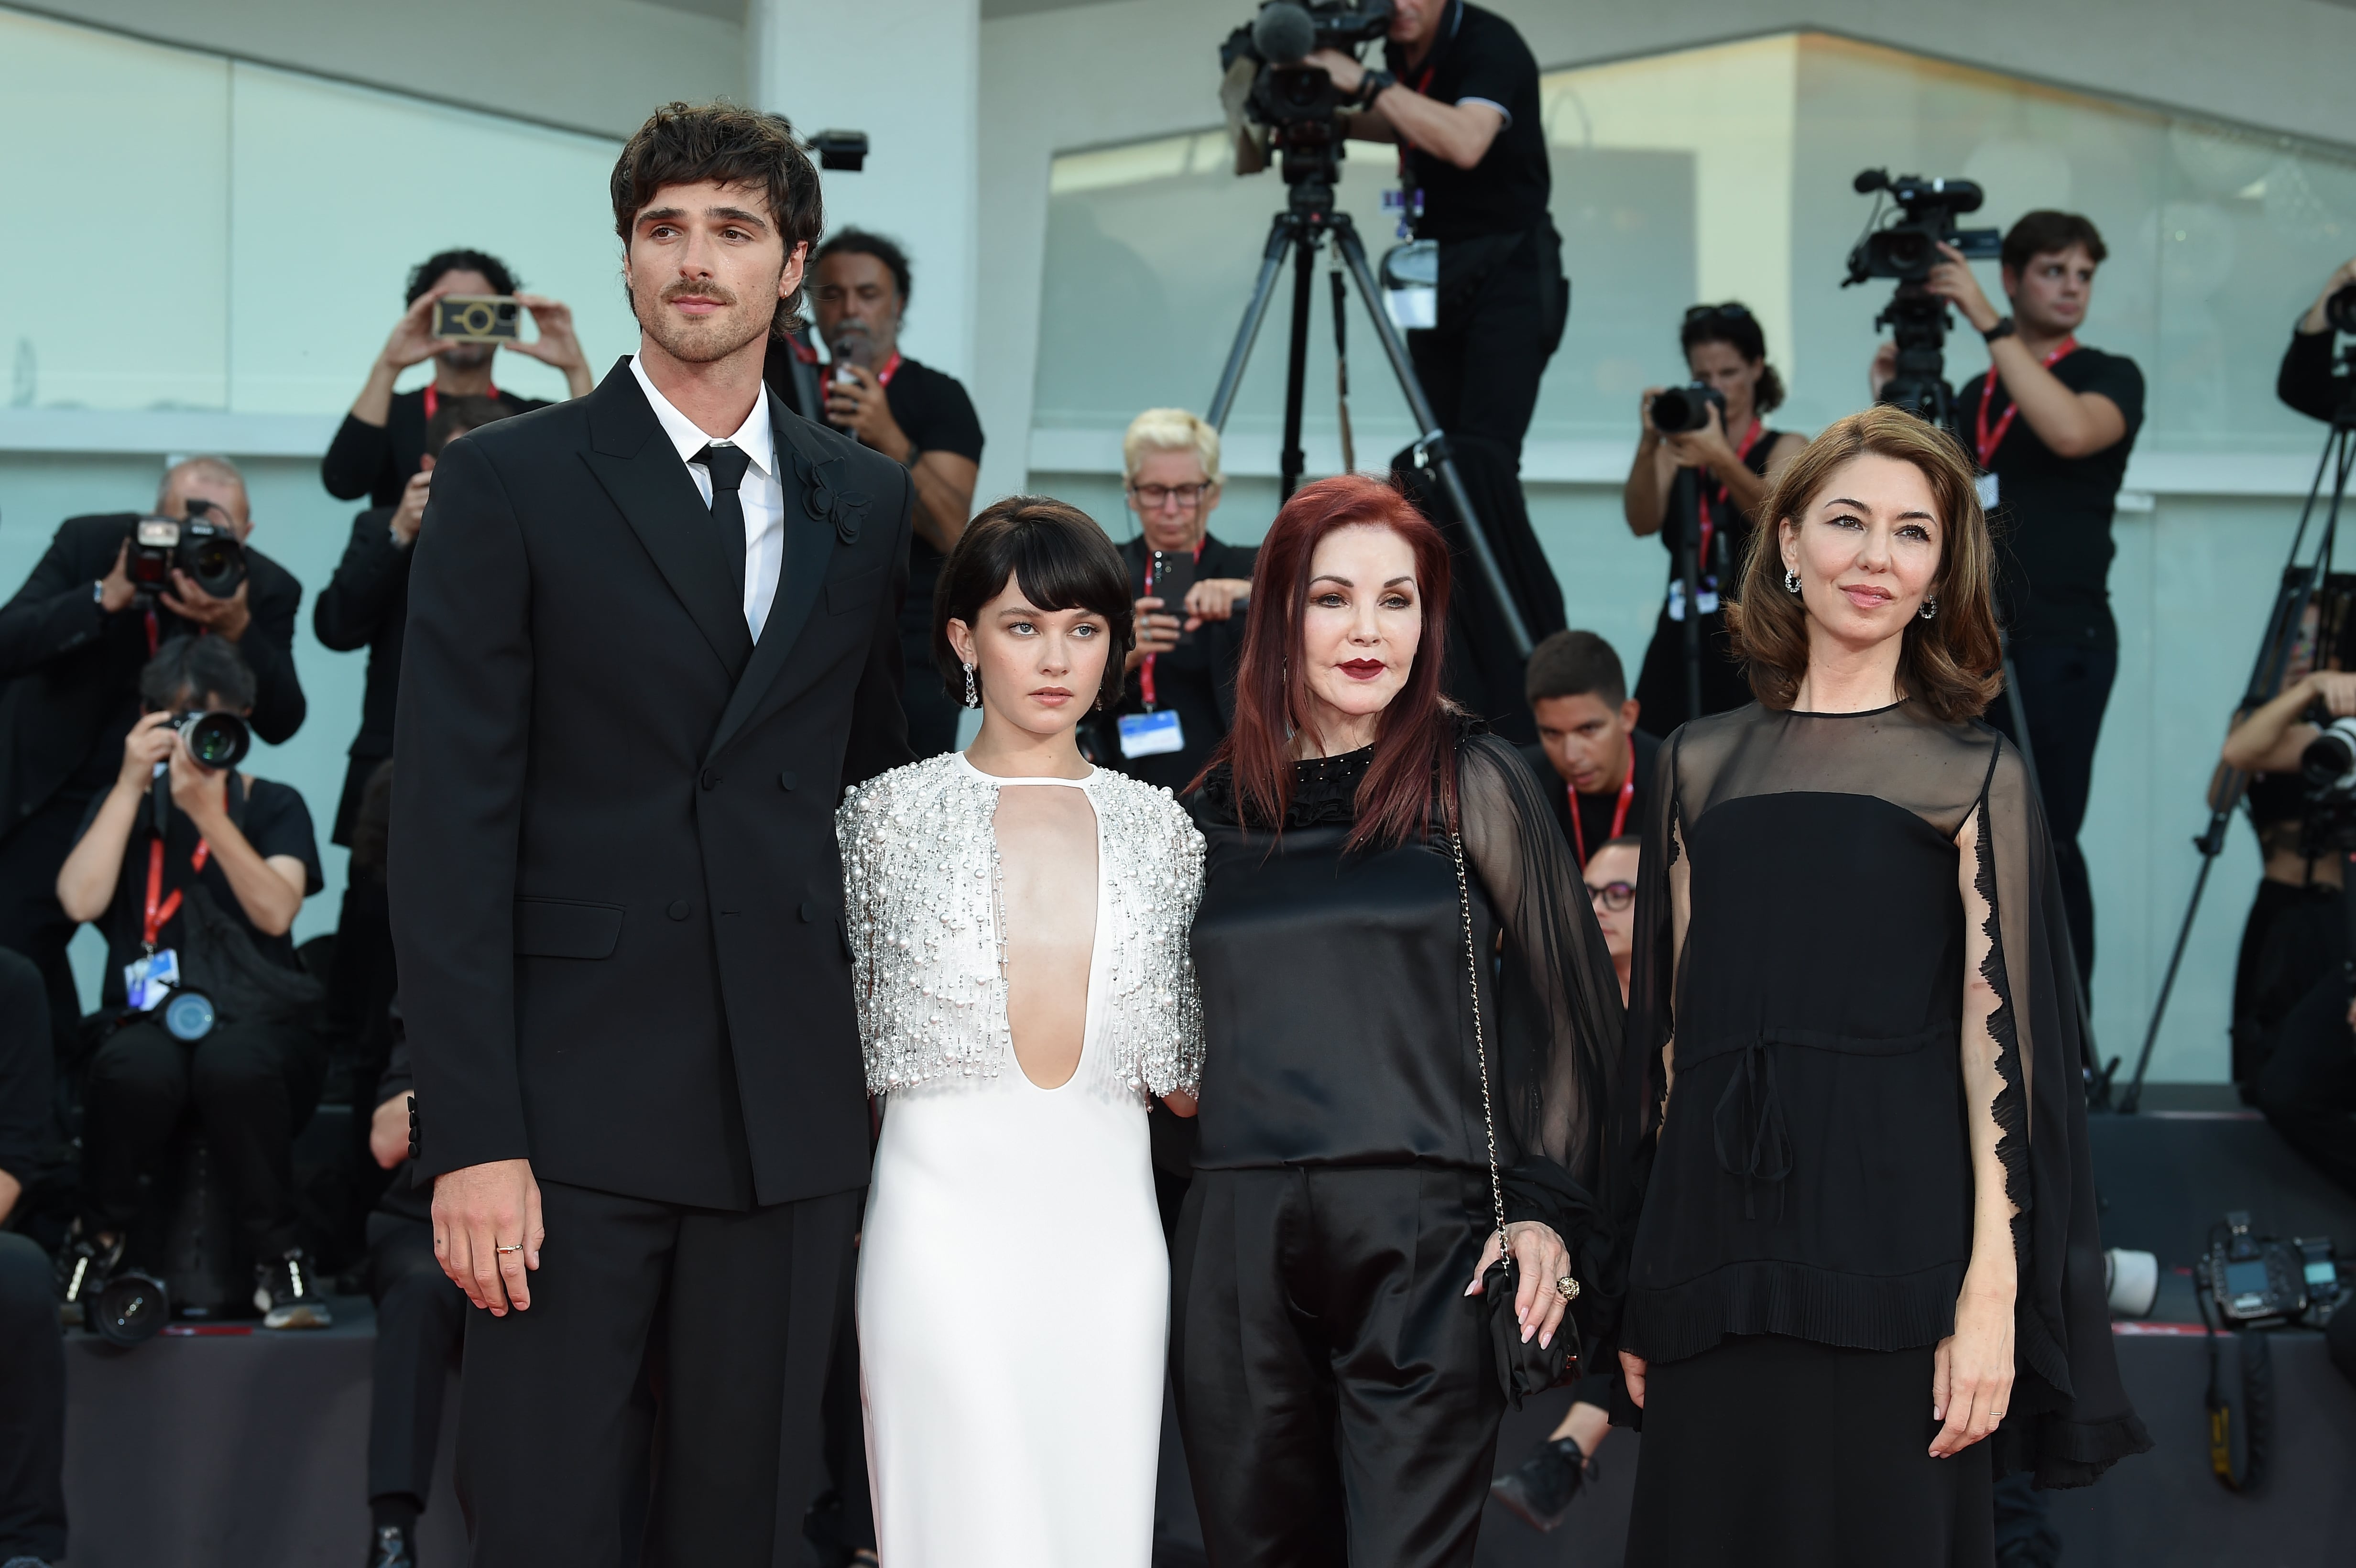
[{"xmin": 838, "ymin": 495, "xmax": 1205, "ymax": 1567}]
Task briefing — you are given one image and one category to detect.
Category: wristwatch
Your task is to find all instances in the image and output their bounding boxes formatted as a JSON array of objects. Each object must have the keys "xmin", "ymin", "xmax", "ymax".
[
  {"xmin": 1355, "ymin": 69, "xmax": 1396, "ymax": 108},
  {"xmin": 1981, "ymin": 316, "xmax": 2018, "ymax": 344}
]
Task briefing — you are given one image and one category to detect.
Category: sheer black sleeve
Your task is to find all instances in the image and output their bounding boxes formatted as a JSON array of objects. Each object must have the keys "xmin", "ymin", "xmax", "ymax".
[{"xmin": 1459, "ymin": 735, "xmax": 1629, "ymax": 1310}]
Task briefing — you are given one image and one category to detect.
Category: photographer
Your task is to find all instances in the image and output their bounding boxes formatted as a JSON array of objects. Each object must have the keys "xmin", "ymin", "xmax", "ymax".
[
  {"xmin": 0, "ymin": 947, "xmax": 66, "ymax": 1568},
  {"xmin": 1517, "ymin": 630, "xmax": 1658, "ymax": 866},
  {"xmin": 798, "ymin": 229, "xmax": 982, "ymax": 756},
  {"xmin": 1313, "ymin": 0, "xmax": 1568, "ymax": 728},
  {"xmin": 322, "ymin": 248, "xmax": 590, "ymax": 507},
  {"xmin": 1097, "ymin": 409, "xmax": 1256, "ymax": 795},
  {"xmin": 2218, "ymin": 633, "xmax": 2356, "ymax": 1096},
  {"xmin": 1621, "ymin": 304, "xmax": 1807, "ymax": 728},
  {"xmin": 316, "ymin": 395, "xmax": 513, "ymax": 849},
  {"xmin": 1878, "ymin": 210, "xmax": 2144, "ymax": 974},
  {"xmin": 0, "ymin": 457, "xmax": 305, "ymax": 1050},
  {"xmin": 2280, "ymin": 257, "xmax": 2356, "ymax": 422},
  {"xmin": 53, "ymin": 636, "xmax": 329, "ymax": 1330}
]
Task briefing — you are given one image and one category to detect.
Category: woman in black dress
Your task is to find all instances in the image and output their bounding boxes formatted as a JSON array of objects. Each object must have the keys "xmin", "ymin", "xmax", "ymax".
[
  {"xmin": 1622, "ymin": 303, "xmax": 1809, "ymax": 730},
  {"xmin": 1173, "ymin": 475, "xmax": 1625, "ymax": 1568},
  {"xmin": 1616, "ymin": 407, "xmax": 2148, "ymax": 1565}
]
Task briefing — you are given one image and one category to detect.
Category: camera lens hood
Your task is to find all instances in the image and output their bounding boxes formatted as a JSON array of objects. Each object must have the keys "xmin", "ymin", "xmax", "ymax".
[
  {"xmin": 93, "ymin": 1270, "xmax": 171, "ymax": 1346},
  {"xmin": 175, "ymin": 710, "xmax": 251, "ymax": 772}
]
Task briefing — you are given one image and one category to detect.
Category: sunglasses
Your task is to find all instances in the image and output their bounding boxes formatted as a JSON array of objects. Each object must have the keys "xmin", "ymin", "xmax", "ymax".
[
  {"xmin": 1586, "ymin": 880, "xmax": 1635, "ymax": 913},
  {"xmin": 1684, "ymin": 302, "xmax": 1753, "ymax": 323}
]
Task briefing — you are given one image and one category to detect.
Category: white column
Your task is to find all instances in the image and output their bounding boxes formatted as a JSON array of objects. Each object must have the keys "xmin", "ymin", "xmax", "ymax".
[{"xmin": 749, "ymin": 0, "xmax": 982, "ymax": 385}]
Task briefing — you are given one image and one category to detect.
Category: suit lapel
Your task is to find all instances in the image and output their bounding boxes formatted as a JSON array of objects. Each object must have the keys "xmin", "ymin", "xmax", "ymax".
[
  {"xmin": 579, "ymin": 363, "xmax": 754, "ymax": 681},
  {"xmin": 704, "ymin": 401, "xmax": 876, "ymax": 764}
]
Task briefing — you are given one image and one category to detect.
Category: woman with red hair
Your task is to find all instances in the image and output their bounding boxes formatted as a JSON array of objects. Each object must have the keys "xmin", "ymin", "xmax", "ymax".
[{"xmin": 1171, "ymin": 475, "xmax": 1625, "ymax": 1566}]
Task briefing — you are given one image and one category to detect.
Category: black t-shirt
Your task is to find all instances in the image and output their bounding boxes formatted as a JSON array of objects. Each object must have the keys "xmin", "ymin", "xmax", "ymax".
[
  {"xmin": 75, "ymin": 776, "xmax": 324, "ymax": 1005},
  {"xmin": 1101, "ymin": 534, "xmax": 1259, "ymax": 795},
  {"xmin": 1520, "ymin": 728, "xmax": 1659, "ymax": 866},
  {"xmin": 1385, "ymin": 1, "xmax": 1550, "ymax": 242},
  {"xmin": 320, "ymin": 385, "xmax": 549, "ymax": 508},
  {"xmin": 1949, "ymin": 346, "xmax": 2144, "ymax": 649},
  {"xmin": 874, "ymin": 357, "xmax": 985, "ymax": 632}
]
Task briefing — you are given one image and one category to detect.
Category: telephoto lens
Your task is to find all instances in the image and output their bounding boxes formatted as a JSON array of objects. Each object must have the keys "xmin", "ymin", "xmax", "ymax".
[
  {"xmin": 2329, "ymin": 283, "xmax": 2356, "ymax": 338},
  {"xmin": 1651, "ymin": 381, "xmax": 1725, "ymax": 434},
  {"xmin": 2300, "ymin": 715, "xmax": 2356, "ymax": 795},
  {"xmin": 171, "ymin": 709, "xmax": 251, "ymax": 771}
]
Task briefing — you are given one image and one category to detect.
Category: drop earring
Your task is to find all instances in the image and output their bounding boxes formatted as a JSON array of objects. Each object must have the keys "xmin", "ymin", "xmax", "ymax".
[
  {"xmin": 1784, "ymin": 568, "xmax": 1801, "ymax": 596},
  {"xmin": 1919, "ymin": 597, "xmax": 1939, "ymax": 621},
  {"xmin": 963, "ymin": 663, "xmax": 979, "ymax": 708}
]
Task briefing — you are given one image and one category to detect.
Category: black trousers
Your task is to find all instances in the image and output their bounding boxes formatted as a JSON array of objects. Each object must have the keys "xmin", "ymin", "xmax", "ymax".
[
  {"xmin": 2256, "ymin": 969, "xmax": 2356, "ymax": 1198},
  {"xmin": 2232, "ymin": 878, "xmax": 2345, "ymax": 1094},
  {"xmin": 1625, "ymin": 1335, "xmax": 1993, "ymax": 1567},
  {"xmin": 367, "ymin": 1212, "xmax": 468, "ymax": 1507},
  {"xmin": 0, "ymin": 1232, "xmax": 66, "ymax": 1564},
  {"xmin": 0, "ymin": 785, "xmax": 95, "ymax": 1058},
  {"xmin": 1173, "ymin": 1166, "xmax": 1504, "ymax": 1568},
  {"xmin": 82, "ymin": 1018, "xmax": 323, "ymax": 1261},
  {"xmin": 1986, "ymin": 642, "xmax": 2115, "ymax": 977},
  {"xmin": 456, "ymin": 1177, "xmax": 861, "ymax": 1568},
  {"xmin": 1401, "ymin": 228, "xmax": 1570, "ymax": 744}
]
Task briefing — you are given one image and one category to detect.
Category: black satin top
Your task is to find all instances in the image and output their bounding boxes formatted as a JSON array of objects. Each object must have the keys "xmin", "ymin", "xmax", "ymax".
[{"xmin": 1189, "ymin": 748, "xmax": 1492, "ymax": 1175}]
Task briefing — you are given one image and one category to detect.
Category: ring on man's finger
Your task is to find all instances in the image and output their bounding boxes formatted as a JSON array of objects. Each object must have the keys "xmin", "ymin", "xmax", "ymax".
[{"xmin": 495, "ymin": 1243, "xmax": 525, "ymax": 1254}]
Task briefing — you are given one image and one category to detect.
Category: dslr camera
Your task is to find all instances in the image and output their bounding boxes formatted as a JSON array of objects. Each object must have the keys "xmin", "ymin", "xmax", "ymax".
[
  {"xmin": 170, "ymin": 708, "xmax": 251, "ymax": 773},
  {"xmin": 128, "ymin": 500, "xmax": 246, "ymax": 602},
  {"xmin": 2206, "ymin": 1211, "xmax": 2343, "ymax": 1326},
  {"xmin": 1651, "ymin": 382, "xmax": 1726, "ymax": 435},
  {"xmin": 1843, "ymin": 169, "xmax": 2002, "ymax": 284},
  {"xmin": 432, "ymin": 294, "xmax": 522, "ymax": 343}
]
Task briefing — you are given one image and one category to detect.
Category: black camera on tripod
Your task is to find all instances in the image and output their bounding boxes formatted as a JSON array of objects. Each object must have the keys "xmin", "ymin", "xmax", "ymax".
[
  {"xmin": 1220, "ymin": 1, "xmax": 1391, "ymax": 195},
  {"xmin": 2326, "ymin": 283, "xmax": 2356, "ymax": 338},
  {"xmin": 1844, "ymin": 169, "xmax": 2003, "ymax": 425},
  {"xmin": 127, "ymin": 499, "xmax": 246, "ymax": 602}
]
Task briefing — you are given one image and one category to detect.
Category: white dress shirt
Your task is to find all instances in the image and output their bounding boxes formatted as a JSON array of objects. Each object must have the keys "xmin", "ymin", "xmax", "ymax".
[{"xmin": 628, "ymin": 355, "xmax": 787, "ymax": 641}]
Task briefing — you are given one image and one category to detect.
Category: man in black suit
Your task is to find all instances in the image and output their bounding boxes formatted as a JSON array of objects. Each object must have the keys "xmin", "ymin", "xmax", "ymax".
[
  {"xmin": 0, "ymin": 457, "xmax": 305, "ymax": 1045},
  {"xmin": 390, "ymin": 102, "xmax": 912, "ymax": 1567}
]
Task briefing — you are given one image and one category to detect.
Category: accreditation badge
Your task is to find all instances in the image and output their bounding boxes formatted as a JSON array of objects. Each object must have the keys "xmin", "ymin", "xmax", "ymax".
[
  {"xmin": 125, "ymin": 947, "xmax": 181, "ymax": 1012},
  {"xmin": 1117, "ymin": 710, "xmax": 1186, "ymax": 759},
  {"xmin": 1975, "ymin": 472, "xmax": 2000, "ymax": 511}
]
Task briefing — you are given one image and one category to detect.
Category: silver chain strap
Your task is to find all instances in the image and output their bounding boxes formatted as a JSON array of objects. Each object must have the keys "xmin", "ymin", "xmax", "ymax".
[{"xmin": 1450, "ymin": 831, "xmax": 1510, "ymax": 1262}]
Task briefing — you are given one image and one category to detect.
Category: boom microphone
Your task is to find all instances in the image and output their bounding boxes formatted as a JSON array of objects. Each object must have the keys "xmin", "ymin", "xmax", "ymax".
[{"xmin": 1252, "ymin": 2, "xmax": 1318, "ymax": 64}]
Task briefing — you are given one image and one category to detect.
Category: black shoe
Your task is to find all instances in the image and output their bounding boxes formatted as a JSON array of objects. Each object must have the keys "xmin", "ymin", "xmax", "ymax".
[
  {"xmin": 1491, "ymin": 1436, "xmax": 1593, "ymax": 1533},
  {"xmin": 55, "ymin": 1226, "xmax": 125, "ymax": 1328},
  {"xmin": 256, "ymin": 1248, "xmax": 334, "ymax": 1329},
  {"xmin": 367, "ymin": 1524, "xmax": 415, "ymax": 1568}
]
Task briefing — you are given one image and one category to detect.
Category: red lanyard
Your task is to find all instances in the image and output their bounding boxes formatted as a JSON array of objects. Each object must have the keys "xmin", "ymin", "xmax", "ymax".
[
  {"xmin": 1696, "ymin": 418, "xmax": 1765, "ymax": 574},
  {"xmin": 422, "ymin": 381, "xmax": 497, "ymax": 421},
  {"xmin": 1974, "ymin": 338, "xmax": 2076, "ymax": 467},
  {"xmin": 1138, "ymin": 538, "xmax": 1205, "ymax": 709},
  {"xmin": 1568, "ymin": 739, "xmax": 1636, "ymax": 868},
  {"xmin": 875, "ymin": 352, "xmax": 903, "ymax": 388},
  {"xmin": 142, "ymin": 833, "xmax": 211, "ymax": 949}
]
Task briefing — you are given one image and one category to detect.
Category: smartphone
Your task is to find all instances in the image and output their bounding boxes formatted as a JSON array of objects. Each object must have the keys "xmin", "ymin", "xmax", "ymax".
[
  {"xmin": 1147, "ymin": 549, "xmax": 1198, "ymax": 649},
  {"xmin": 433, "ymin": 295, "xmax": 522, "ymax": 343}
]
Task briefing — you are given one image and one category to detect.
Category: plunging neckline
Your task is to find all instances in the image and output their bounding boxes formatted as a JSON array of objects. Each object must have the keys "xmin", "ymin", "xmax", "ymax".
[{"xmin": 959, "ymin": 754, "xmax": 1107, "ymax": 1092}]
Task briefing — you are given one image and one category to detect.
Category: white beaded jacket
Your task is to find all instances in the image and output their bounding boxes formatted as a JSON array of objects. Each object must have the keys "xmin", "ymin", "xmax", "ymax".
[{"xmin": 837, "ymin": 752, "xmax": 1206, "ymax": 1101}]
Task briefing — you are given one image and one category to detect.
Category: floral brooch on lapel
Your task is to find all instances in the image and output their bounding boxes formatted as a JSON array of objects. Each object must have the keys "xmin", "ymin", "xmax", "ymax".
[{"xmin": 791, "ymin": 447, "xmax": 872, "ymax": 544}]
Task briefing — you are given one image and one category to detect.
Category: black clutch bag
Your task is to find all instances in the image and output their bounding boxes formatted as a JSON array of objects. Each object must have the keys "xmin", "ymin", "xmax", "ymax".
[{"xmin": 1451, "ymin": 831, "xmax": 1582, "ymax": 1408}]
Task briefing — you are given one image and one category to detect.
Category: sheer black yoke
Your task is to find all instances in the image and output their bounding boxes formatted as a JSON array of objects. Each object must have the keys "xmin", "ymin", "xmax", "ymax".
[
  {"xmin": 1189, "ymin": 732, "xmax": 1627, "ymax": 1305},
  {"xmin": 1622, "ymin": 701, "xmax": 2149, "ymax": 1487}
]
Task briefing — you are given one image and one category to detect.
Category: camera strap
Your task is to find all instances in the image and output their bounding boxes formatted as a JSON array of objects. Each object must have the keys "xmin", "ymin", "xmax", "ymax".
[
  {"xmin": 1695, "ymin": 419, "xmax": 1766, "ymax": 575},
  {"xmin": 142, "ymin": 834, "xmax": 211, "ymax": 952},
  {"xmin": 1138, "ymin": 537, "xmax": 1206, "ymax": 709},
  {"xmin": 1974, "ymin": 338, "xmax": 2076, "ymax": 466},
  {"xmin": 1567, "ymin": 758, "xmax": 1635, "ymax": 869}
]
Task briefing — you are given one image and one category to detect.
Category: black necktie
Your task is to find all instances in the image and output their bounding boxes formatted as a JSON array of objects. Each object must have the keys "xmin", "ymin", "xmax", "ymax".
[{"xmin": 693, "ymin": 442, "xmax": 752, "ymax": 606}]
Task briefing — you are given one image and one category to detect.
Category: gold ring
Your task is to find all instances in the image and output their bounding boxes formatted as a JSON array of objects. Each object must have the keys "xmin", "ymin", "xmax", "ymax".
[
  {"xmin": 1554, "ymin": 1275, "xmax": 1580, "ymax": 1302},
  {"xmin": 495, "ymin": 1244, "xmax": 525, "ymax": 1254}
]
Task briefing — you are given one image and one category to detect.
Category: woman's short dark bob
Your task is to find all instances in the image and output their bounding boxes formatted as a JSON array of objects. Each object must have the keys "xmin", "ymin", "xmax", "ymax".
[{"xmin": 933, "ymin": 495, "xmax": 1135, "ymax": 712}]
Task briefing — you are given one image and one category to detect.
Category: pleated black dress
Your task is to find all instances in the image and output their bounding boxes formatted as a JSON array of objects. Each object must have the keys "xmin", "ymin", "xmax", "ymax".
[
  {"xmin": 1618, "ymin": 702, "xmax": 2149, "ymax": 1568},
  {"xmin": 1174, "ymin": 732, "xmax": 1625, "ymax": 1568}
]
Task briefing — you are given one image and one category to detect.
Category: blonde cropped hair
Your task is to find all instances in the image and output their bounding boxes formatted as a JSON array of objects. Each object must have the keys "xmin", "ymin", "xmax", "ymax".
[{"xmin": 1122, "ymin": 408, "xmax": 1223, "ymax": 489}]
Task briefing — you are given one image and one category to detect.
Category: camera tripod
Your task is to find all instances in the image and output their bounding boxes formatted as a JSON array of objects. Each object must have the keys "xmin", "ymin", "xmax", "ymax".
[
  {"xmin": 2119, "ymin": 378, "xmax": 2356, "ymax": 1113},
  {"xmin": 1876, "ymin": 282, "xmax": 1959, "ymax": 428},
  {"xmin": 1204, "ymin": 178, "xmax": 1534, "ymax": 657}
]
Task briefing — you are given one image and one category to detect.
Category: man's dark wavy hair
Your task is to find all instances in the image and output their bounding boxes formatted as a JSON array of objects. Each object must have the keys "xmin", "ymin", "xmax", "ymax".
[
  {"xmin": 817, "ymin": 228, "xmax": 914, "ymax": 306},
  {"xmin": 405, "ymin": 249, "xmax": 519, "ymax": 306},
  {"xmin": 610, "ymin": 101, "xmax": 825, "ymax": 338}
]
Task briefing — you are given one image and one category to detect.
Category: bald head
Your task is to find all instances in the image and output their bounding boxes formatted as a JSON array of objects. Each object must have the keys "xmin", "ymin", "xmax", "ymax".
[{"xmin": 157, "ymin": 456, "xmax": 251, "ymax": 540}]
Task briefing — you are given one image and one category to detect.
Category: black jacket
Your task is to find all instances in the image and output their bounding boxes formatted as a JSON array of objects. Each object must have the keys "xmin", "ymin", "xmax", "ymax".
[
  {"xmin": 389, "ymin": 360, "xmax": 914, "ymax": 1210},
  {"xmin": 0, "ymin": 514, "xmax": 305, "ymax": 832},
  {"xmin": 313, "ymin": 506, "xmax": 412, "ymax": 845},
  {"xmin": 321, "ymin": 387, "xmax": 552, "ymax": 508}
]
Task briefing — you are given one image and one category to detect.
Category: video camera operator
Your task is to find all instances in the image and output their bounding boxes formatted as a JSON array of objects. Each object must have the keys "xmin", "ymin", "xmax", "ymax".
[
  {"xmin": 1875, "ymin": 210, "xmax": 2144, "ymax": 975},
  {"xmin": 1623, "ymin": 304, "xmax": 1807, "ymax": 728},
  {"xmin": 322, "ymin": 248, "xmax": 591, "ymax": 507},
  {"xmin": 0, "ymin": 456, "xmax": 306, "ymax": 1052},
  {"xmin": 796, "ymin": 229, "xmax": 982, "ymax": 756},
  {"xmin": 1310, "ymin": 0, "xmax": 1568, "ymax": 723},
  {"xmin": 2280, "ymin": 257, "xmax": 2356, "ymax": 422},
  {"xmin": 52, "ymin": 635, "xmax": 329, "ymax": 1331},
  {"xmin": 0, "ymin": 947, "xmax": 66, "ymax": 1568}
]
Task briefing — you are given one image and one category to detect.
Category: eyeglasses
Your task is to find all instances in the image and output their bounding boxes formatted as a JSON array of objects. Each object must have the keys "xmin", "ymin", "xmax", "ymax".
[
  {"xmin": 1129, "ymin": 482, "xmax": 1213, "ymax": 509},
  {"xmin": 1586, "ymin": 880, "xmax": 1635, "ymax": 913},
  {"xmin": 1684, "ymin": 302, "xmax": 1753, "ymax": 323}
]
